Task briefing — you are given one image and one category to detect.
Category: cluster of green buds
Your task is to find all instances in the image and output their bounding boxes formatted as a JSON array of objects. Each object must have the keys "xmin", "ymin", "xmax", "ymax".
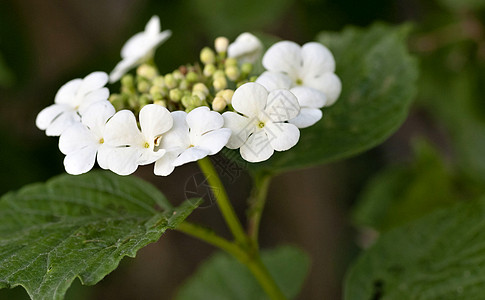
[{"xmin": 109, "ymin": 36, "xmax": 257, "ymax": 114}]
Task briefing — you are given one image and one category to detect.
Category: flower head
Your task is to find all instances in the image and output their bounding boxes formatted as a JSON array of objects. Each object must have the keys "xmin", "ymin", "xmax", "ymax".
[
  {"xmin": 228, "ymin": 32, "xmax": 263, "ymax": 64},
  {"xmin": 58, "ymin": 101, "xmax": 115, "ymax": 175},
  {"xmin": 109, "ymin": 16, "xmax": 172, "ymax": 83},
  {"xmin": 103, "ymin": 104, "xmax": 173, "ymax": 175},
  {"xmin": 154, "ymin": 107, "xmax": 231, "ymax": 176},
  {"xmin": 222, "ymin": 82, "xmax": 300, "ymax": 162},
  {"xmin": 36, "ymin": 71, "xmax": 109, "ymax": 136}
]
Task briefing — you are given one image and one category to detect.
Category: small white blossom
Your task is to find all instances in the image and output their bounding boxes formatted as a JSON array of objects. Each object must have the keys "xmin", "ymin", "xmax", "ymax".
[
  {"xmin": 103, "ymin": 104, "xmax": 173, "ymax": 175},
  {"xmin": 154, "ymin": 107, "xmax": 231, "ymax": 176},
  {"xmin": 261, "ymin": 41, "xmax": 342, "ymax": 106},
  {"xmin": 109, "ymin": 16, "xmax": 172, "ymax": 83},
  {"xmin": 222, "ymin": 82, "xmax": 300, "ymax": 163},
  {"xmin": 58, "ymin": 101, "xmax": 115, "ymax": 175},
  {"xmin": 36, "ymin": 71, "xmax": 109, "ymax": 136},
  {"xmin": 227, "ymin": 32, "xmax": 263, "ymax": 64}
]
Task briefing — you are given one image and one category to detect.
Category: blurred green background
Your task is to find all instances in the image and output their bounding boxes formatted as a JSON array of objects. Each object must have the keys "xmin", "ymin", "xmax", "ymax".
[{"xmin": 1, "ymin": 0, "xmax": 484, "ymax": 299}]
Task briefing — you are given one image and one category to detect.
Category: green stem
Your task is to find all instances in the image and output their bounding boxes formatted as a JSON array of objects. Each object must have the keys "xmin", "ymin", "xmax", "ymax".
[
  {"xmin": 247, "ymin": 173, "xmax": 272, "ymax": 247},
  {"xmin": 197, "ymin": 157, "xmax": 247, "ymax": 245},
  {"xmin": 177, "ymin": 221, "xmax": 287, "ymax": 300}
]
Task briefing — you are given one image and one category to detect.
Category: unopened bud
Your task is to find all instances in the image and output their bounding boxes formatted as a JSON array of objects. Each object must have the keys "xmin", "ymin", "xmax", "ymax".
[
  {"xmin": 169, "ymin": 88, "xmax": 183, "ymax": 102},
  {"xmin": 154, "ymin": 99, "xmax": 167, "ymax": 107},
  {"xmin": 200, "ymin": 47, "xmax": 216, "ymax": 65},
  {"xmin": 225, "ymin": 65, "xmax": 240, "ymax": 81},
  {"xmin": 164, "ymin": 74, "xmax": 177, "ymax": 89},
  {"xmin": 215, "ymin": 37, "xmax": 229, "ymax": 54},
  {"xmin": 212, "ymin": 96, "xmax": 227, "ymax": 112},
  {"xmin": 121, "ymin": 74, "xmax": 135, "ymax": 93},
  {"xmin": 192, "ymin": 83, "xmax": 209, "ymax": 95},
  {"xmin": 153, "ymin": 76, "xmax": 165, "ymax": 87},
  {"xmin": 109, "ymin": 94, "xmax": 125, "ymax": 111},
  {"xmin": 193, "ymin": 90, "xmax": 207, "ymax": 101},
  {"xmin": 213, "ymin": 70, "xmax": 225, "ymax": 79},
  {"xmin": 221, "ymin": 89, "xmax": 234, "ymax": 104},
  {"xmin": 225, "ymin": 58, "xmax": 238, "ymax": 67},
  {"xmin": 137, "ymin": 80, "xmax": 150, "ymax": 93},
  {"xmin": 179, "ymin": 79, "xmax": 189, "ymax": 90},
  {"xmin": 213, "ymin": 77, "xmax": 227, "ymax": 91},
  {"xmin": 172, "ymin": 70, "xmax": 184, "ymax": 81},
  {"xmin": 186, "ymin": 71, "xmax": 199, "ymax": 83},
  {"xmin": 139, "ymin": 94, "xmax": 151, "ymax": 106},
  {"xmin": 241, "ymin": 63, "xmax": 253, "ymax": 75},
  {"xmin": 203, "ymin": 64, "xmax": 216, "ymax": 77},
  {"xmin": 136, "ymin": 64, "xmax": 157, "ymax": 80}
]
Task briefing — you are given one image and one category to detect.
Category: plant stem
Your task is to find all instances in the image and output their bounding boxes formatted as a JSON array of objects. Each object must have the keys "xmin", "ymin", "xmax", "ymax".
[
  {"xmin": 177, "ymin": 221, "xmax": 287, "ymax": 300},
  {"xmin": 247, "ymin": 173, "xmax": 272, "ymax": 247},
  {"xmin": 197, "ymin": 157, "xmax": 247, "ymax": 245}
]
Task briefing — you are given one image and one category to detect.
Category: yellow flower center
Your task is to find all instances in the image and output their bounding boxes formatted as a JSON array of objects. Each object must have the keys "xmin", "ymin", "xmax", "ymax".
[
  {"xmin": 258, "ymin": 121, "xmax": 265, "ymax": 129},
  {"xmin": 99, "ymin": 138, "xmax": 104, "ymax": 144},
  {"xmin": 144, "ymin": 142, "xmax": 150, "ymax": 149},
  {"xmin": 295, "ymin": 78, "xmax": 303, "ymax": 85}
]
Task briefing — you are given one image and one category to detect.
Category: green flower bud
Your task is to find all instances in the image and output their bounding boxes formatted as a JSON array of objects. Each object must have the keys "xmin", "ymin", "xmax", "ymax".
[
  {"xmin": 200, "ymin": 47, "xmax": 216, "ymax": 65},
  {"xmin": 249, "ymin": 76, "xmax": 258, "ymax": 82},
  {"xmin": 225, "ymin": 57, "xmax": 238, "ymax": 67},
  {"xmin": 152, "ymin": 75, "xmax": 165, "ymax": 87},
  {"xmin": 213, "ymin": 77, "xmax": 227, "ymax": 91},
  {"xmin": 139, "ymin": 94, "xmax": 151, "ymax": 106},
  {"xmin": 137, "ymin": 80, "xmax": 150, "ymax": 93},
  {"xmin": 225, "ymin": 65, "xmax": 240, "ymax": 81},
  {"xmin": 221, "ymin": 89, "xmax": 234, "ymax": 104},
  {"xmin": 213, "ymin": 70, "xmax": 226, "ymax": 79},
  {"xmin": 121, "ymin": 74, "xmax": 135, "ymax": 93},
  {"xmin": 172, "ymin": 70, "xmax": 184, "ymax": 81},
  {"xmin": 241, "ymin": 63, "xmax": 253, "ymax": 75},
  {"xmin": 179, "ymin": 79, "xmax": 189, "ymax": 90},
  {"xmin": 186, "ymin": 71, "xmax": 199, "ymax": 83},
  {"xmin": 203, "ymin": 64, "xmax": 216, "ymax": 77},
  {"xmin": 237, "ymin": 80, "xmax": 249, "ymax": 88},
  {"xmin": 169, "ymin": 88, "xmax": 183, "ymax": 102},
  {"xmin": 164, "ymin": 74, "xmax": 177, "ymax": 89},
  {"xmin": 154, "ymin": 99, "xmax": 167, "ymax": 107},
  {"xmin": 212, "ymin": 96, "xmax": 227, "ymax": 112},
  {"xmin": 193, "ymin": 90, "xmax": 206, "ymax": 101},
  {"xmin": 136, "ymin": 64, "xmax": 157, "ymax": 80},
  {"xmin": 109, "ymin": 94, "xmax": 125, "ymax": 111},
  {"xmin": 192, "ymin": 83, "xmax": 209, "ymax": 95}
]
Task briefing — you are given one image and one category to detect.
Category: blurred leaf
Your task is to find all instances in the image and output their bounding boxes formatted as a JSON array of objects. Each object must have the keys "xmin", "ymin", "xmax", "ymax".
[
  {"xmin": 189, "ymin": 0, "xmax": 294, "ymax": 37},
  {"xmin": 437, "ymin": 0, "xmax": 485, "ymax": 11},
  {"xmin": 0, "ymin": 52, "xmax": 14, "ymax": 88},
  {"xmin": 0, "ymin": 171, "xmax": 200, "ymax": 300},
  {"xmin": 345, "ymin": 196, "xmax": 485, "ymax": 300},
  {"xmin": 247, "ymin": 23, "xmax": 418, "ymax": 174},
  {"xmin": 353, "ymin": 139, "xmax": 457, "ymax": 231},
  {"xmin": 176, "ymin": 245, "xmax": 310, "ymax": 300}
]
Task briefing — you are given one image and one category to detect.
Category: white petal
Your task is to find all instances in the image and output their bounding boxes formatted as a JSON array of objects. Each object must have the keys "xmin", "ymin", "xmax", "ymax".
[
  {"xmin": 63, "ymin": 146, "xmax": 97, "ymax": 175},
  {"xmin": 196, "ymin": 128, "xmax": 231, "ymax": 155},
  {"xmin": 145, "ymin": 15, "xmax": 161, "ymax": 36},
  {"xmin": 290, "ymin": 86, "xmax": 326, "ymax": 108},
  {"xmin": 77, "ymin": 72, "xmax": 108, "ymax": 96},
  {"xmin": 109, "ymin": 56, "xmax": 139, "ymax": 83},
  {"xmin": 54, "ymin": 79, "xmax": 83, "ymax": 105},
  {"xmin": 160, "ymin": 111, "xmax": 190, "ymax": 150},
  {"xmin": 255, "ymin": 71, "xmax": 293, "ymax": 91},
  {"xmin": 227, "ymin": 32, "xmax": 263, "ymax": 64},
  {"xmin": 36, "ymin": 104, "xmax": 66, "ymax": 130},
  {"xmin": 154, "ymin": 150, "xmax": 180, "ymax": 176},
  {"xmin": 240, "ymin": 130, "xmax": 274, "ymax": 162},
  {"xmin": 45, "ymin": 110, "xmax": 80, "ymax": 137},
  {"xmin": 301, "ymin": 42, "xmax": 336, "ymax": 76},
  {"xmin": 262, "ymin": 89, "xmax": 300, "ymax": 122},
  {"xmin": 106, "ymin": 147, "xmax": 141, "ymax": 176},
  {"xmin": 186, "ymin": 107, "xmax": 224, "ymax": 137},
  {"xmin": 58, "ymin": 123, "xmax": 97, "ymax": 155},
  {"xmin": 78, "ymin": 88, "xmax": 110, "ymax": 113},
  {"xmin": 303, "ymin": 72, "xmax": 342, "ymax": 106},
  {"xmin": 222, "ymin": 112, "xmax": 254, "ymax": 149},
  {"xmin": 138, "ymin": 148, "xmax": 166, "ymax": 166},
  {"xmin": 264, "ymin": 122, "xmax": 300, "ymax": 151},
  {"xmin": 139, "ymin": 104, "xmax": 173, "ymax": 140},
  {"xmin": 232, "ymin": 82, "xmax": 268, "ymax": 117},
  {"xmin": 288, "ymin": 107, "xmax": 323, "ymax": 128},
  {"xmin": 121, "ymin": 32, "xmax": 148, "ymax": 59},
  {"xmin": 173, "ymin": 147, "xmax": 209, "ymax": 167},
  {"xmin": 262, "ymin": 41, "xmax": 302, "ymax": 80},
  {"xmin": 96, "ymin": 144, "xmax": 112, "ymax": 170},
  {"xmin": 81, "ymin": 101, "xmax": 115, "ymax": 137},
  {"xmin": 104, "ymin": 110, "xmax": 143, "ymax": 146}
]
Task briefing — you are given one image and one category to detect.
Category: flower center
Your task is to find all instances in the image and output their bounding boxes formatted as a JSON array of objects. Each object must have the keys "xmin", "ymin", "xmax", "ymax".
[
  {"xmin": 258, "ymin": 121, "xmax": 265, "ymax": 129},
  {"xmin": 144, "ymin": 142, "xmax": 150, "ymax": 149},
  {"xmin": 99, "ymin": 138, "xmax": 104, "ymax": 144},
  {"xmin": 154, "ymin": 135, "xmax": 162, "ymax": 147},
  {"xmin": 295, "ymin": 78, "xmax": 303, "ymax": 85}
]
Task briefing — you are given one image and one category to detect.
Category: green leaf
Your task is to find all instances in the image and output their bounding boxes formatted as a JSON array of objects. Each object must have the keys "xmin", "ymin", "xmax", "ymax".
[
  {"xmin": 0, "ymin": 171, "xmax": 200, "ymax": 300},
  {"xmin": 249, "ymin": 23, "xmax": 418, "ymax": 173},
  {"xmin": 345, "ymin": 196, "xmax": 485, "ymax": 300},
  {"xmin": 176, "ymin": 246, "xmax": 310, "ymax": 300},
  {"xmin": 352, "ymin": 139, "xmax": 457, "ymax": 231}
]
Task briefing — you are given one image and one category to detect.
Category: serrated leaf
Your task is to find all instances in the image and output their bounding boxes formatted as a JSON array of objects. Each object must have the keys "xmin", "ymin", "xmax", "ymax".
[
  {"xmin": 353, "ymin": 139, "xmax": 457, "ymax": 231},
  {"xmin": 0, "ymin": 171, "xmax": 200, "ymax": 300},
  {"xmin": 345, "ymin": 196, "xmax": 485, "ymax": 300},
  {"xmin": 248, "ymin": 23, "xmax": 417, "ymax": 174},
  {"xmin": 176, "ymin": 246, "xmax": 310, "ymax": 300}
]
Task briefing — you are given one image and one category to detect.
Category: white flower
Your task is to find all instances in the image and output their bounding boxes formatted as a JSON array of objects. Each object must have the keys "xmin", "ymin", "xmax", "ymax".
[
  {"xmin": 103, "ymin": 104, "xmax": 173, "ymax": 176},
  {"xmin": 109, "ymin": 16, "xmax": 172, "ymax": 83},
  {"xmin": 58, "ymin": 101, "xmax": 115, "ymax": 175},
  {"xmin": 261, "ymin": 41, "xmax": 342, "ymax": 106},
  {"xmin": 36, "ymin": 71, "xmax": 109, "ymax": 136},
  {"xmin": 154, "ymin": 107, "xmax": 231, "ymax": 176},
  {"xmin": 227, "ymin": 32, "xmax": 263, "ymax": 64},
  {"xmin": 256, "ymin": 72, "xmax": 327, "ymax": 128},
  {"xmin": 222, "ymin": 82, "xmax": 300, "ymax": 163}
]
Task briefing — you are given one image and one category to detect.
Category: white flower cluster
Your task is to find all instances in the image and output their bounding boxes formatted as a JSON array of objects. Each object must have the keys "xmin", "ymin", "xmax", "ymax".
[{"xmin": 36, "ymin": 16, "xmax": 341, "ymax": 176}]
